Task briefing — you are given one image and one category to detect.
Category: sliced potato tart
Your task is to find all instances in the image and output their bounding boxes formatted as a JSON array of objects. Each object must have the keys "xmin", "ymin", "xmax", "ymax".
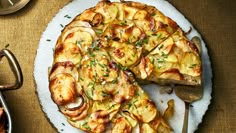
[{"xmin": 48, "ymin": 0, "xmax": 202, "ymax": 132}]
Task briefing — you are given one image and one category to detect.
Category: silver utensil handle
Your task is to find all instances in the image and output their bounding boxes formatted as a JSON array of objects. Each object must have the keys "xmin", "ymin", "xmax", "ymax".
[
  {"xmin": 0, "ymin": 49, "xmax": 23, "ymax": 90},
  {"xmin": 182, "ymin": 102, "xmax": 190, "ymax": 133}
]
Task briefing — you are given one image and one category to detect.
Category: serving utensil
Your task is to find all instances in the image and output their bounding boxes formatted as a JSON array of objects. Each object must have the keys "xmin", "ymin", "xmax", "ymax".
[
  {"xmin": 0, "ymin": 48, "xmax": 23, "ymax": 133},
  {"xmin": 175, "ymin": 85, "xmax": 203, "ymax": 133},
  {"xmin": 0, "ymin": 49, "xmax": 23, "ymax": 90},
  {"xmin": 174, "ymin": 36, "xmax": 203, "ymax": 133}
]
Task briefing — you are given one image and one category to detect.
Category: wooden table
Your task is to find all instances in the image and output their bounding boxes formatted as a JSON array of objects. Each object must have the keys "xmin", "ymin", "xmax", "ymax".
[{"xmin": 0, "ymin": 0, "xmax": 235, "ymax": 132}]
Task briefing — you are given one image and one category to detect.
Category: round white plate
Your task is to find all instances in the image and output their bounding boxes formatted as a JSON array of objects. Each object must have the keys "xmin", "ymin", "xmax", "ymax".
[{"xmin": 34, "ymin": 0, "xmax": 212, "ymax": 132}]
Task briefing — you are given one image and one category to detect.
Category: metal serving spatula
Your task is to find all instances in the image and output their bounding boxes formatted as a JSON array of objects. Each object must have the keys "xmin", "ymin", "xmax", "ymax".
[
  {"xmin": 174, "ymin": 36, "xmax": 203, "ymax": 133},
  {"xmin": 174, "ymin": 85, "xmax": 203, "ymax": 133}
]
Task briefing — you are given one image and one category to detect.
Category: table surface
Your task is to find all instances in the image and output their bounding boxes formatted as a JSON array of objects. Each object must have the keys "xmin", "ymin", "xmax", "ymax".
[{"xmin": 0, "ymin": 0, "xmax": 235, "ymax": 132}]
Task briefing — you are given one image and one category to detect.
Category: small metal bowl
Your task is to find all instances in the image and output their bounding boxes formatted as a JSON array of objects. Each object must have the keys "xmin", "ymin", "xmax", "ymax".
[
  {"xmin": 0, "ymin": 0, "xmax": 30, "ymax": 15},
  {"xmin": 0, "ymin": 49, "xmax": 23, "ymax": 132}
]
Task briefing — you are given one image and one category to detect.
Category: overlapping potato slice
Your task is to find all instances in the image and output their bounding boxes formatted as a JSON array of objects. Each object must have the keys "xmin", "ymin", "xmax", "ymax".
[
  {"xmin": 109, "ymin": 41, "xmax": 142, "ymax": 67},
  {"xmin": 53, "ymin": 42, "xmax": 82, "ymax": 66},
  {"xmin": 49, "ymin": 73, "xmax": 77, "ymax": 105},
  {"xmin": 122, "ymin": 86, "xmax": 158, "ymax": 123},
  {"xmin": 49, "ymin": 61, "xmax": 78, "ymax": 81},
  {"xmin": 111, "ymin": 116, "xmax": 132, "ymax": 133},
  {"xmin": 94, "ymin": 1, "xmax": 118, "ymax": 24},
  {"xmin": 141, "ymin": 123, "xmax": 156, "ymax": 133}
]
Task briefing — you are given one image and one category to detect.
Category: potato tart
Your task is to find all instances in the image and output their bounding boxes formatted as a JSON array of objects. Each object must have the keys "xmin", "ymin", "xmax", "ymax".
[{"xmin": 49, "ymin": 0, "xmax": 201, "ymax": 132}]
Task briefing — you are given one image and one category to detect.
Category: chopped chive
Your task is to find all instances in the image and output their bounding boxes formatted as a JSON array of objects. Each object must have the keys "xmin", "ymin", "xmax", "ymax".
[
  {"xmin": 93, "ymin": 46, "xmax": 99, "ymax": 50},
  {"xmin": 88, "ymin": 49, "xmax": 95, "ymax": 57},
  {"xmin": 151, "ymin": 58, "xmax": 155, "ymax": 64},
  {"xmin": 157, "ymin": 33, "xmax": 162, "ymax": 38},
  {"xmin": 127, "ymin": 102, "xmax": 132, "ymax": 110},
  {"xmin": 60, "ymin": 24, "xmax": 64, "ymax": 28},
  {"xmin": 98, "ymin": 63, "xmax": 105, "ymax": 68},
  {"xmin": 87, "ymin": 82, "xmax": 94, "ymax": 87},
  {"xmin": 80, "ymin": 77, "xmax": 84, "ymax": 81},
  {"xmin": 133, "ymin": 99, "xmax": 138, "ymax": 104},
  {"xmin": 46, "ymin": 39, "xmax": 51, "ymax": 42},
  {"xmin": 158, "ymin": 44, "xmax": 164, "ymax": 50},
  {"xmin": 143, "ymin": 38, "xmax": 148, "ymax": 44},
  {"xmin": 135, "ymin": 40, "xmax": 142, "ymax": 46},
  {"xmin": 103, "ymin": 73, "xmax": 109, "ymax": 77},
  {"xmin": 114, "ymin": 91, "xmax": 119, "ymax": 95},
  {"xmin": 76, "ymin": 40, "xmax": 83, "ymax": 47},
  {"xmin": 108, "ymin": 104, "xmax": 115, "ymax": 110},
  {"xmin": 157, "ymin": 58, "xmax": 165, "ymax": 63},
  {"xmin": 101, "ymin": 91, "xmax": 109, "ymax": 97},
  {"xmin": 151, "ymin": 13, "xmax": 156, "ymax": 16},
  {"xmin": 64, "ymin": 15, "xmax": 71, "ymax": 19},
  {"xmin": 82, "ymin": 122, "xmax": 91, "ymax": 130},
  {"xmin": 5, "ymin": 44, "xmax": 10, "ymax": 48},
  {"xmin": 89, "ymin": 60, "xmax": 96, "ymax": 66},
  {"xmin": 120, "ymin": 21, "xmax": 126, "ymax": 26},
  {"xmin": 95, "ymin": 29, "xmax": 103, "ymax": 35},
  {"xmin": 112, "ymin": 78, "xmax": 118, "ymax": 84},
  {"xmin": 161, "ymin": 52, "xmax": 168, "ymax": 58},
  {"xmin": 189, "ymin": 64, "xmax": 197, "ymax": 68}
]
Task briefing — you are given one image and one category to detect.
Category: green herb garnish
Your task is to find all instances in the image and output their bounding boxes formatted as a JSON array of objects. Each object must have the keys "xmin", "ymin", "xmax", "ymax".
[
  {"xmin": 95, "ymin": 29, "xmax": 103, "ymax": 35},
  {"xmin": 5, "ymin": 44, "xmax": 10, "ymax": 48}
]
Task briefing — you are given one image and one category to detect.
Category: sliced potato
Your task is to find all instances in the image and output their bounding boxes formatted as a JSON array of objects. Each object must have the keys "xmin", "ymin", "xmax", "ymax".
[
  {"xmin": 92, "ymin": 99, "xmax": 120, "ymax": 120},
  {"xmin": 78, "ymin": 9, "xmax": 97, "ymax": 22},
  {"xmin": 49, "ymin": 73, "xmax": 77, "ymax": 105},
  {"xmin": 95, "ymin": 2, "xmax": 118, "ymax": 23},
  {"xmin": 49, "ymin": 61, "xmax": 78, "ymax": 81},
  {"xmin": 131, "ymin": 57, "xmax": 154, "ymax": 79},
  {"xmin": 60, "ymin": 101, "xmax": 87, "ymax": 117},
  {"xmin": 54, "ymin": 43, "xmax": 82, "ymax": 66},
  {"xmin": 88, "ymin": 110, "xmax": 110, "ymax": 133},
  {"xmin": 159, "ymin": 69, "xmax": 183, "ymax": 81},
  {"xmin": 147, "ymin": 55, "xmax": 173, "ymax": 74},
  {"xmin": 121, "ymin": 111, "xmax": 138, "ymax": 127},
  {"xmin": 62, "ymin": 26, "xmax": 96, "ymax": 43},
  {"xmin": 79, "ymin": 49, "xmax": 118, "ymax": 83},
  {"xmin": 123, "ymin": 4, "xmax": 138, "ymax": 20},
  {"xmin": 180, "ymin": 52, "xmax": 201, "ymax": 76},
  {"xmin": 141, "ymin": 123, "xmax": 156, "ymax": 133},
  {"xmin": 143, "ymin": 30, "xmax": 169, "ymax": 52},
  {"xmin": 110, "ymin": 41, "xmax": 142, "ymax": 67},
  {"xmin": 123, "ymin": 88, "xmax": 158, "ymax": 123},
  {"xmin": 150, "ymin": 118, "xmax": 172, "ymax": 132},
  {"xmin": 112, "ymin": 117, "xmax": 132, "ymax": 133},
  {"xmin": 133, "ymin": 10, "xmax": 148, "ymax": 20},
  {"xmin": 110, "ymin": 71, "xmax": 137, "ymax": 103},
  {"xmin": 150, "ymin": 36, "xmax": 174, "ymax": 55},
  {"xmin": 66, "ymin": 20, "xmax": 92, "ymax": 29},
  {"xmin": 134, "ymin": 19, "xmax": 152, "ymax": 34}
]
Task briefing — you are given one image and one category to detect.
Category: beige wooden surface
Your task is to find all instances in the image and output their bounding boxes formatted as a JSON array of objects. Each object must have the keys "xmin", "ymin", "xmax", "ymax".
[{"xmin": 0, "ymin": 0, "xmax": 235, "ymax": 132}]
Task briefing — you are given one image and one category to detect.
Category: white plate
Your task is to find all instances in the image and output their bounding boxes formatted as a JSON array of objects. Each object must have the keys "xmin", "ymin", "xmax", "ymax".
[{"xmin": 34, "ymin": 0, "xmax": 212, "ymax": 132}]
